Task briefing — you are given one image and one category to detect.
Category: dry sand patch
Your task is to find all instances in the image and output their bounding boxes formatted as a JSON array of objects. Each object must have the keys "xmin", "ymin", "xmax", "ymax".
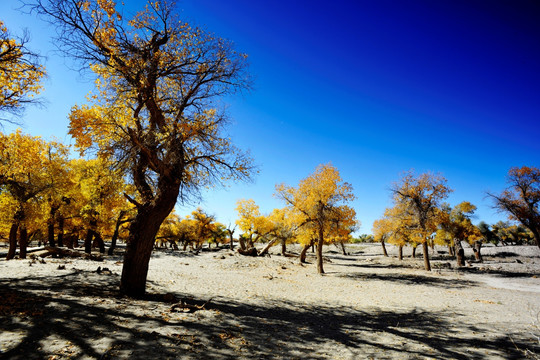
[{"xmin": 0, "ymin": 244, "xmax": 539, "ymax": 359}]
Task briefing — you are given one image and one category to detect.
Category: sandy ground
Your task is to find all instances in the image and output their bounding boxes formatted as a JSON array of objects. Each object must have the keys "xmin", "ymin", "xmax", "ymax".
[{"xmin": 1, "ymin": 243, "xmax": 539, "ymax": 359}]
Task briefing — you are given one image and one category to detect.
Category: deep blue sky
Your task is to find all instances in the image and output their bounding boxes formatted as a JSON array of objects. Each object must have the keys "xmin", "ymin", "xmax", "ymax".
[{"xmin": 1, "ymin": 0, "xmax": 539, "ymax": 233}]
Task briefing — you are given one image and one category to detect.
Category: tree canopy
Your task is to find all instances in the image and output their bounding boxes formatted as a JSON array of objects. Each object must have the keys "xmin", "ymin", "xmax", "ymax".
[
  {"xmin": 26, "ymin": 0, "xmax": 253, "ymax": 296},
  {"xmin": 488, "ymin": 166, "xmax": 540, "ymax": 249},
  {"xmin": 0, "ymin": 20, "xmax": 45, "ymax": 121}
]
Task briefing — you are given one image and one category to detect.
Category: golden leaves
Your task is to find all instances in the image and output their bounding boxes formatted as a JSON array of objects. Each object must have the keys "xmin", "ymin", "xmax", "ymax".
[
  {"xmin": 275, "ymin": 164, "xmax": 357, "ymax": 245},
  {"xmin": 0, "ymin": 22, "xmax": 45, "ymax": 112}
]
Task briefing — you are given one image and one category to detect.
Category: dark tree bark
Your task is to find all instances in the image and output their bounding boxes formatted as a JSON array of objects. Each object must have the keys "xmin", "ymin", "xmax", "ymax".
[
  {"xmin": 120, "ymin": 185, "xmax": 178, "ymax": 297},
  {"xmin": 57, "ymin": 216, "xmax": 64, "ymax": 247},
  {"xmin": 238, "ymin": 247, "xmax": 258, "ymax": 256},
  {"xmin": 84, "ymin": 229, "xmax": 93, "ymax": 254},
  {"xmin": 47, "ymin": 221, "xmax": 56, "ymax": 247},
  {"xmin": 226, "ymin": 227, "xmax": 235, "ymax": 250},
  {"xmin": 281, "ymin": 239, "xmax": 287, "ymax": 256},
  {"xmin": 340, "ymin": 241, "xmax": 347, "ymax": 256},
  {"xmin": 412, "ymin": 246, "xmax": 417, "ymax": 258},
  {"xmin": 19, "ymin": 227, "xmax": 28, "ymax": 259},
  {"xmin": 299, "ymin": 243, "xmax": 311, "ymax": 263},
  {"xmin": 454, "ymin": 239, "xmax": 465, "ymax": 267},
  {"xmin": 47, "ymin": 205, "xmax": 59, "ymax": 247},
  {"xmin": 93, "ymin": 231, "xmax": 105, "ymax": 254},
  {"xmin": 422, "ymin": 242, "xmax": 431, "ymax": 271},
  {"xmin": 398, "ymin": 245, "xmax": 403, "ymax": 260},
  {"xmin": 6, "ymin": 223, "xmax": 19, "ymax": 260},
  {"xmin": 108, "ymin": 211, "xmax": 127, "ymax": 255},
  {"xmin": 381, "ymin": 239, "xmax": 388, "ymax": 257}
]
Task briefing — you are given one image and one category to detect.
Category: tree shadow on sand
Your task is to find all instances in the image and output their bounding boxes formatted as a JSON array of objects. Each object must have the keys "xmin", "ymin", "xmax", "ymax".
[
  {"xmin": 0, "ymin": 269, "xmax": 536, "ymax": 359},
  {"xmin": 334, "ymin": 272, "xmax": 479, "ymax": 288}
]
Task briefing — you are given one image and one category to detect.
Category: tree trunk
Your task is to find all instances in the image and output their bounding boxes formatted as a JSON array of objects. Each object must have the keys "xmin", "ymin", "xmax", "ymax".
[
  {"xmin": 239, "ymin": 237, "xmax": 246, "ymax": 251},
  {"xmin": 448, "ymin": 245, "xmax": 455, "ymax": 256},
  {"xmin": 299, "ymin": 243, "xmax": 311, "ymax": 263},
  {"xmin": 19, "ymin": 227, "xmax": 28, "ymax": 259},
  {"xmin": 281, "ymin": 239, "xmax": 286, "ymax": 255},
  {"xmin": 57, "ymin": 216, "xmax": 64, "ymax": 247},
  {"xmin": 93, "ymin": 231, "xmax": 105, "ymax": 254},
  {"xmin": 381, "ymin": 239, "xmax": 388, "ymax": 257},
  {"xmin": 65, "ymin": 233, "xmax": 75, "ymax": 249},
  {"xmin": 258, "ymin": 239, "xmax": 278, "ymax": 256},
  {"xmin": 340, "ymin": 241, "xmax": 347, "ymax": 256},
  {"xmin": 6, "ymin": 223, "xmax": 19, "ymax": 260},
  {"xmin": 473, "ymin": 240, "xmax": 483, "ymax": 262},
  {"xmin": 531, "ymin": 228, "xmax": 540, "ymax": 250},
  {"xmin": 120, "ymin": 185, "xmax": 178, "ymax": 297},
  {"xmin": 84, "ymin": 229, "xmax": 94, "ymax": 254},
  {"xmin": 422, "ymin": 241, "xmax": 431, "ymax": 271},
  {"xmin": 47, "ymin": 219, "xmax": 56, "ymax": 248},
  {"xmin": 398, "ymin": 245, "xmax": 403, "ymax": 260},
  {"xmin": 454, "ymin": 239, "xmax": 465, "ymax": 267},
  {"xmin": 108, "ymin": 212, "xmax": 126, "ymax": 255},
  {"xmin": 108, "ymin": 225, "xmax": 120, "ymax": 255},
  {"xmin": 228, "ymin": 229, "xmax": 235, "ymax": 250},
  {"xmin": 316, "ymin": 225, "xmax": 325, "ymax": 274},
  {"xmin": 412, "ymin": 246, "xmax": 417, "ymax": 258}
]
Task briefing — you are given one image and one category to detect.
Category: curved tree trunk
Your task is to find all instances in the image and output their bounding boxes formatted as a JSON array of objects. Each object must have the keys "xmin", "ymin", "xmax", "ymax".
[
  {"xmin": 422, "ymin": 241, "xmax": 431, "ymax": 271},
  {"xmin": 381, "ymin": 239, "xmax": 388, "ymax": 257},
  {"xmin": 448, "ymin": 245, "xmax": 455, "ymax": 256},
  {"xmin": 108, "ymin": 211, "xmax": 126, "ymax": 255},
  {"xmin": 299, "ymin": 243, "xmax": 311, "ymax": 263},
  {"xmin": 6, "ymin": 223, "xmax": 19, "ymax": 260},
  {"xmin": 454, "ymin": 239, "xmax": 465, "ymax": 266},
  {"xmin": 340, "ymin": 241, "xmax": 347, "ymax": 256},
  {"xmin": 109, "ymin": 225, "xmax": 120, "ymax": 255},
  {"xmin": 120, "ymin": 184, "xmax": 179, "ymax": 297}
]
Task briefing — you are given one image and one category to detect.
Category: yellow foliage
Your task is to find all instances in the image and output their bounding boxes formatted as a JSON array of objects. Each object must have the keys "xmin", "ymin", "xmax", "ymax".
[
  {"xmin": 0, "ymin": 21, "xmax": 45, "ymax": 113},
  {"xmin": 275, "ymin": 164, "xmax": 357, "ymax": 246}
]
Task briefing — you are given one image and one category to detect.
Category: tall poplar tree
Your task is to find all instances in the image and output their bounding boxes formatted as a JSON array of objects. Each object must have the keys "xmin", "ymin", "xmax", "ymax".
[{"xmin": 27, "ymin": 0, "xmax": 253, "ymax": 296}]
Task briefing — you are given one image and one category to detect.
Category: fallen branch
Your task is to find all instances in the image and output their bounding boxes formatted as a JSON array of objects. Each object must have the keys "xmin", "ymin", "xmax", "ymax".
[
  {"xmin": 170, "ymin": 298, "xmax": 212, "ymax": 313},
  {"xmin": 36, "ymin": 246, "xmax": 103, "ymax": 261}
]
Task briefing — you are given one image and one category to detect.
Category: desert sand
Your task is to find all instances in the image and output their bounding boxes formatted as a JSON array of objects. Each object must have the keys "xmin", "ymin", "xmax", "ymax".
[{"xmin": 1, "ymin": 243, "xmax": 539, "ymax": 359}]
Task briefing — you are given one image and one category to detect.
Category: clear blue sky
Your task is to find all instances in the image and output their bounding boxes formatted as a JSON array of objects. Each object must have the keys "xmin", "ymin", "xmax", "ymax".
[{"xmin": 2, "ymin": 0, "xmax": 539, "ymax": 234}]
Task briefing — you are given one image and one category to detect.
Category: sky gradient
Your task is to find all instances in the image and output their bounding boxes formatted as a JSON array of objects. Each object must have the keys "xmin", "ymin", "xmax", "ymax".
[{"xmin": 1, "ymin": 0, "xmax": 539, "ymax": 233}]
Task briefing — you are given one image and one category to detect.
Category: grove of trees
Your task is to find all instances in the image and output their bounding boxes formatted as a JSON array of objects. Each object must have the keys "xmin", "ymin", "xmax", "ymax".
[{"xmin": 0, "ymin": 0, "xmax": 538, "ymax": 298}]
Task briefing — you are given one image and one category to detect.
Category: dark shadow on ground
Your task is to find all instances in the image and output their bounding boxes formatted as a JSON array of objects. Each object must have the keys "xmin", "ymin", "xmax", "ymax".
[
  {"xmin": 0, "ymin": 270, "xmax": 535, "ymax": 359},
  {"xmin": 334, "ymin": 272, "xmax": 479, "ymax": 288},
  {"xmin": 456, "ymin": 266, "xmax": 540, "ymax": 278}
]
